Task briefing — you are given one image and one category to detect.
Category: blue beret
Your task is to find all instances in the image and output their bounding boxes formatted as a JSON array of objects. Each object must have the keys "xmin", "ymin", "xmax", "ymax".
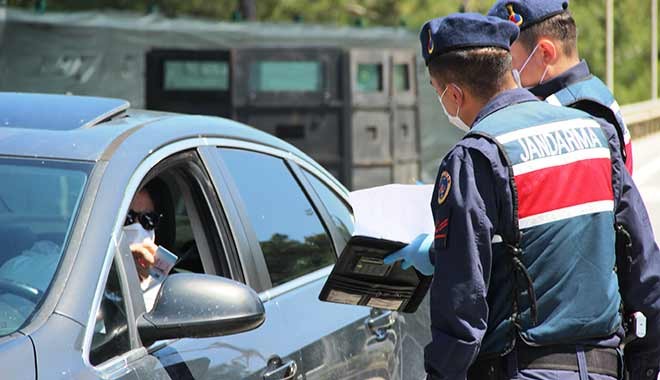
[
  {"xmin": 487, "ymin": 0, "xmax": 569, "ymax": 30},
  {"xmin": 420, "ymin": 13, "xmax": 520, "ymax": 66}
]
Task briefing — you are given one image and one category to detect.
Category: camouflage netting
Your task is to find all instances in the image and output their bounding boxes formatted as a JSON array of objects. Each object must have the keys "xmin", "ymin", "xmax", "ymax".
[{"xmin": 0, "ymin": 6, "xmax": 460, "ymax": 182}]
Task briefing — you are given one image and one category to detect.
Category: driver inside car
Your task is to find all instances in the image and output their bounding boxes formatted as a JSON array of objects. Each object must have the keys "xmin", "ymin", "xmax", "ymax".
[{"xmin": 122, "ymin": 183, "xmax": 174, "ymax": 311}]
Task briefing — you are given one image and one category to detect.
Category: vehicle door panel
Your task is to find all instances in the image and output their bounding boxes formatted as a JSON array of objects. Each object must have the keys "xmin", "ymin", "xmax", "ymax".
[
  {"xmin": 272, "ymin": 273, "xmax": 399, "ymax": 380},
  {"xmin": 149, "ymin": 298, "xmax": 301, "ymax": 380},
  {"xmin": 137, "ymin": 149, "xmax": 302, "ymax": 380},
  {"xmin": 202, "ymin": 145, "xmax": 399, "ymax": 379},
  {"xmin": 290, "ymin": 165, "xmax": 401, "ymax": 379}
]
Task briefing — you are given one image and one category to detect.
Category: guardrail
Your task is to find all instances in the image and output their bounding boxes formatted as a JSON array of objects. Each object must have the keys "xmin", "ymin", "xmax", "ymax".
[{"xmin": 621, "ymin": 99, "xmax": 660, "ymax": 139}]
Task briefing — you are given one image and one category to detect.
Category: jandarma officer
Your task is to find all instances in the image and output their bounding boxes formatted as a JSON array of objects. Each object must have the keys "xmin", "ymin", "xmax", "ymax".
[
  {"xmin": 385, "ymin": 13, "xmax": 660, "ymax": 380},
  {"xmin": 488, "ymin": 2, "xmax": 660, "ymax": 379},
  {"xmin": 488, "ymin": 0, "xmax": 634, "ymax": 174}
]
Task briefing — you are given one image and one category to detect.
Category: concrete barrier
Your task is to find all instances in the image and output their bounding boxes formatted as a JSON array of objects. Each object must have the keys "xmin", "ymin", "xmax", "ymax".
[{"xmin": 621, "ymin": 100, "xmax": 660, "ymax": 139}]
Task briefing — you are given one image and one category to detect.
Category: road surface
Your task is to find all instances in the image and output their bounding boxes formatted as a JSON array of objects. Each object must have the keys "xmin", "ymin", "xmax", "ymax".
[{"xmin": 632, "ymin": 131, "xmax": 660, "ymax": 241}]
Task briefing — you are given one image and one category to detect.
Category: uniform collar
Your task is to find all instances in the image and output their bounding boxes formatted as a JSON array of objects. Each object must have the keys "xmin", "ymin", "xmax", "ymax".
[
  {"xmin": 473, "ymin": 88, "xmax": 538, "ymax": 126},
  {"xmin": 529, "ymin": 60, "xmax": 591, "ymax": 99}
]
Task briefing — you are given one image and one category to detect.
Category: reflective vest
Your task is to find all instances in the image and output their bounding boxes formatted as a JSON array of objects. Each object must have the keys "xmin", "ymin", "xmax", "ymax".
[
  {"xmin": 546, "ymin": 76, "xmax": 633, "ymax": 174},
  {"xmin": 468, "ymin": 101, "xmax": 622, "ymax": 356}
]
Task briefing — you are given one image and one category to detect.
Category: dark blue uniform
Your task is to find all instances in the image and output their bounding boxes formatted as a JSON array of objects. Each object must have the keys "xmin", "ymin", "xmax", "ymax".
[
  {"xmin": 531, "ymin": 60, "xmax": 634, "ymax": 174},
  {"xmin": 425, "ymin": 88, "xmax": 660, "ymax": 380},
  {"xmin": 485, "ymin": 1, "xmax": 659, "ymax": 378},
  {"xmin": 488, "ymin": 1, "xmax": 633, "ymax": 175},
  {"xmin": 417, "ymin": 9, "xmax": 660, "ymax": 380}
]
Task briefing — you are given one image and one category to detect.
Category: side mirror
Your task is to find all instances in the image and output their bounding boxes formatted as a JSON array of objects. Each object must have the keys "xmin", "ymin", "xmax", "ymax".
[{"xmin": 137, "ymin": 273, "xmax": 265, "ymax": 346}]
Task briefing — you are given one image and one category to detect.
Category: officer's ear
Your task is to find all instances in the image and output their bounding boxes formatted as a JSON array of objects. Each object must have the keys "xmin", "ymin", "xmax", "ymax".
[
  {"xmin": 448, "ymin": 83, "xmax": 466, "ymax": 106},
  {"xmin": 445, "ymin": 83, "xmax": 465, "ymax": 109},
  {"xmin": 537, "ymin": 38, "xmax": 559, "ymax": 65}
]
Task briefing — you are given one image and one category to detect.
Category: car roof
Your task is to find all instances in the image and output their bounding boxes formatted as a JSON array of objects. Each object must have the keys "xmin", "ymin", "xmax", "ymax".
[
  {"xmin": 0, "ymin": 92, "xmax": 297, "ymax": 159},
  {"xmin": 0, "ymin": 92, "xmax": 347, "ymax": 191}
]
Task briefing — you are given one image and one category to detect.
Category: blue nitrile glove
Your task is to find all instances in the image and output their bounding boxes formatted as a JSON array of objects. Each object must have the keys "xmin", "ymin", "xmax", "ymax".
[{"xmin": 383, "ymin": 233, "xmax": 434, "ymax": 276}]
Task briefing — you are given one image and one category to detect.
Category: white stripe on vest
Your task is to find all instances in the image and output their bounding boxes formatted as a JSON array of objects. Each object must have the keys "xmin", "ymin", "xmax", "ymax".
[
  {"xmin": 497, "ymin": 118, "xmax": 600, "ymax": 145},
  {"xmin": 546, "ymin": 94, "xmax": 562, "ymax": 106},
  {"xmin": 519, "ymin": 200, "xmax": 614, "ymax": 229},
  {"xmin": 610, "ymin": 100, "xmax": 632, "ymax": 144},
  {"xmin": 512, "ymin": 147, "xmax": 610, "ymax": 176}
]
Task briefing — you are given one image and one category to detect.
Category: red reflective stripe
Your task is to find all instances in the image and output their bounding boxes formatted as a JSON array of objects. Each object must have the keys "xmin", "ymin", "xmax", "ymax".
[
  {"xmin": 515, "ymin": 157, "xmax": 613, "ymax": 219},
  {"xmin": 625, "ymin": 142, "xmax": 633, "ymax": 175},
  {"xmin": 435, "ymin": 218, "xmax": 448, "ymax": 232},
  {"xmin": 435, "ymin": 233, "xmax": 447, "ymax": 239}
]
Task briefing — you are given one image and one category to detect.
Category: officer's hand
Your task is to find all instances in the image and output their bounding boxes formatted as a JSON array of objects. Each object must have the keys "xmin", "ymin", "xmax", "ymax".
[{"xmin": 383, "ymin": 233, "xmax": 434, "ymax": 276}]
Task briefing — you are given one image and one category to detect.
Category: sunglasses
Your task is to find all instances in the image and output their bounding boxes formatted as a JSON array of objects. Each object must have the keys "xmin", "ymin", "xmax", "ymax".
[{"xmin": 124, "ymin": 210, "xmax": 162, "ymax": 231}]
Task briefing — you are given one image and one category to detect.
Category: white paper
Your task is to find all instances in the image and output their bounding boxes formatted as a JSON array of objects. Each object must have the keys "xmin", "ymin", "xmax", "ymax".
[{"xmin": 349, "ymin": 184, "xmax": 435, "ymax": 244}]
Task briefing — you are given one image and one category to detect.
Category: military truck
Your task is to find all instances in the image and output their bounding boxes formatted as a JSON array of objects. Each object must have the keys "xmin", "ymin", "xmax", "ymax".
[{"xmin": 0, "ymin": 6, "xmax": 458, "ymax": 188}]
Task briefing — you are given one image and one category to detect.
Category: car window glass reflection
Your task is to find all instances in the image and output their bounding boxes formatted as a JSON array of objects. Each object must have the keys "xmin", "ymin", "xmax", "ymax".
[
  {"xmin": 218, "ymin": 148, "xmax": 335, "ymax": 286},
  {"xmin": 89, "ymin": 260, "xmax": 131, "ymax": 366},
  {"xmin": 0, "ymin": 159, "xmax": 89, "ymax": 337},
  {"xmin": 302, "ymin": 170, "xmax": 355, "ymax": 247}
]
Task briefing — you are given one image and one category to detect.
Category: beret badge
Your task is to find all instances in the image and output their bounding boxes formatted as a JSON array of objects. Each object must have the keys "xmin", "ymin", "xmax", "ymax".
[
  {"xmin": 506, "ymin": 4, "xmax": 524, "ymax": 26},
  {"xmin": 427, "ymin": 28, "xmax": 434, "ymax": 55}
]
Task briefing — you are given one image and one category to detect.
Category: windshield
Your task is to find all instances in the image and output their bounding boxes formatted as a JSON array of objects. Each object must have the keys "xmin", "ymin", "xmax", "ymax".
[{"xmin": 0, "ymin": 158, "xmax": 90, "ymax": 336}]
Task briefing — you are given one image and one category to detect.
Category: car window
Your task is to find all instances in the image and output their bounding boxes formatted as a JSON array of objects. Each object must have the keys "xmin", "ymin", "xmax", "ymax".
[
  {"xmin": 218, "ymin": 148, "xmax": 335, "ymax": 287},
  {"xmin": 89, "ymin": 259, "xmax": 131, "ymax": 366},
  {"xmin": 302, "ymin": 170, "xmax": 355, "ymax": 247},
  {"xmin": 0, "ymin": 158, "xmax": 89, "ymax": 337}
]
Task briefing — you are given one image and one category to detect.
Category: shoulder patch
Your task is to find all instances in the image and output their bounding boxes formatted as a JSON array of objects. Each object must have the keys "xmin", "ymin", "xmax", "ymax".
[{"xmin": 437, "ymin": 170, "xmax": 452, "ymax": 205}]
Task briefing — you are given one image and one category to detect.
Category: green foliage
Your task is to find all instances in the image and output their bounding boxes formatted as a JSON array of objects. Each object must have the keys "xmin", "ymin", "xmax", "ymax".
[
  {"xmin": 7, "ymin": 0, "xmax": 659, "ymax": 103},
  {"xmin": 260, "ymin": 233, "xmax": 335, "ymax": 286}
]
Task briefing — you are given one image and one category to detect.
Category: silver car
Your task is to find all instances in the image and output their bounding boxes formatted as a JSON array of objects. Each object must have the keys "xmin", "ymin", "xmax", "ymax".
[{"xmin": 0, "ymin": 92, "xmax": 430, "ymax": 380}]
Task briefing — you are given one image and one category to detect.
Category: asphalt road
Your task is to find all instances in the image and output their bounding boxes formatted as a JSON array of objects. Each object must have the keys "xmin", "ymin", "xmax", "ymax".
[{"xmin": 632, "ymin": 131, "xmax": 660, "ymax": 241}]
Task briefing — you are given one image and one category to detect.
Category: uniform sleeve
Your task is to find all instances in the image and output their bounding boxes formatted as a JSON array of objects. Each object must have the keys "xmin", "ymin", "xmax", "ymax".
[
  {"xmin": 600, "ymin": 119, "xmax": 660, "ymax": 379},
  {"xmin": 424, "ymin": 143, "xmax": 504, "ymax": 380}
]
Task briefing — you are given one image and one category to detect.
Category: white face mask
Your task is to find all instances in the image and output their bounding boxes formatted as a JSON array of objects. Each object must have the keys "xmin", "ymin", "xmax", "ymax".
[
  {"xmin": 122, "ymin": 222, "xmax": 155, "ymax": 246},
  {"xmin": 512, "ymin": 68, "xmax": 522, "ymax": 88},
  {"xmin": 516, "ymin": 43, "xmax": 549, "ymax": 88},
  {"xmin": 438, "ymin": 85, "xmax": 470, "ymax": 132}
]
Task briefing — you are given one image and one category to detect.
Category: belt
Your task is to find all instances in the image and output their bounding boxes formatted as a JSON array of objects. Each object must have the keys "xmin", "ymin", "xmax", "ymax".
[{"xmin": 468, "ymin": 345, "xmax": 620, "ymax": 379}]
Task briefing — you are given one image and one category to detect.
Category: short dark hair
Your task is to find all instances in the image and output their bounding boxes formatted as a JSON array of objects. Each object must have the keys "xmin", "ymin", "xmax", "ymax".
[
  {"xmin": 428, "ymin": 47, "xmax": 512, "ymax": 100},
  {"xmin": 518, "ymin": 11, "xmax": 578, "ymax": 57}
]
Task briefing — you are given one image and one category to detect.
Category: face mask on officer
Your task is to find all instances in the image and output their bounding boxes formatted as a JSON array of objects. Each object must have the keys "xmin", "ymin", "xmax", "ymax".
[
  {"xmin": 513, "ymin": 43, "xmax": 549, "ymax": 89},
  {"xmin": 438, "ymin": 84, "xmax": 470, "ymax": 132}
]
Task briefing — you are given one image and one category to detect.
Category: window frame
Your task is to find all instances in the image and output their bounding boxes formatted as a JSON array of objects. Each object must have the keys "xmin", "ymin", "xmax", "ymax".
[
  {"xmin": 83, "ymin": 147, "xmax": 239, "ymax": 370},
  {"xmin": 123, "ymin": 150, "xmax": 237, "ymax": 317},
  {"xmin": 146, "ymin": 49, "xmax": 232, "ymax": 99},
  {"xmin": 288, "ymin": 161, "xmax": 352, "ymax": 254},
  {"xmin": 232, "ymin": 48, "xmax": 343, "ymax": 107}
]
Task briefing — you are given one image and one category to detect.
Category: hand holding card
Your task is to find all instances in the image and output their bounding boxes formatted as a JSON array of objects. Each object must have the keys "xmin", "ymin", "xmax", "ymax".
[{"xmin": 148, "ymin": 246, "xmax": 178, "ymax": 282}]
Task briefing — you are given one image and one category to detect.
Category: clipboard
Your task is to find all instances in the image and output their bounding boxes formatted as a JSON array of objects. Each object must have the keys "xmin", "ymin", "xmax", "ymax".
[{"xmin": 318, "ymin": 235, "xmax": 432, "ymax": 313}]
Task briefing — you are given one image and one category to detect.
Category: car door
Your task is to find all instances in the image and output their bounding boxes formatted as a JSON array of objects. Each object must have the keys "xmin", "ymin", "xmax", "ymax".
[
  {"xmin": 87, "ymin": 148, "xmax": 301, "ymax": 380},
  {"xmin": 134, "ymin": 149, "xmax": 303, "ymax": 380},
  {"xmin": 299, "ymin": 166, "xmax": 431, "ymax": 380},
  {"xmin": 206, "ymin": 144, "xmax": 400, "ymax": 380}
]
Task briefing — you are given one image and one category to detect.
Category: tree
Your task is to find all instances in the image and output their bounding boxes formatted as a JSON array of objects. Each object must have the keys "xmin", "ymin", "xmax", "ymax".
[
  {"xmin": 7, "ymin": 0, "xmax": 659, "ymax": 104},
  {"xmin": 238, "ymin": 0, "xmax": 256, "ymax": 21}
]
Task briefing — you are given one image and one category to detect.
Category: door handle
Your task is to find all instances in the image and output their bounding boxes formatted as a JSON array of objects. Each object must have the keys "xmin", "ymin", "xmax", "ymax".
[
  {"xmin": 263, "ymin": 356, "xmax": 298, "ymax": 380},
  {"xmin": 366, "ymin": 310, "xmax": 397, "ymax": 340}
]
